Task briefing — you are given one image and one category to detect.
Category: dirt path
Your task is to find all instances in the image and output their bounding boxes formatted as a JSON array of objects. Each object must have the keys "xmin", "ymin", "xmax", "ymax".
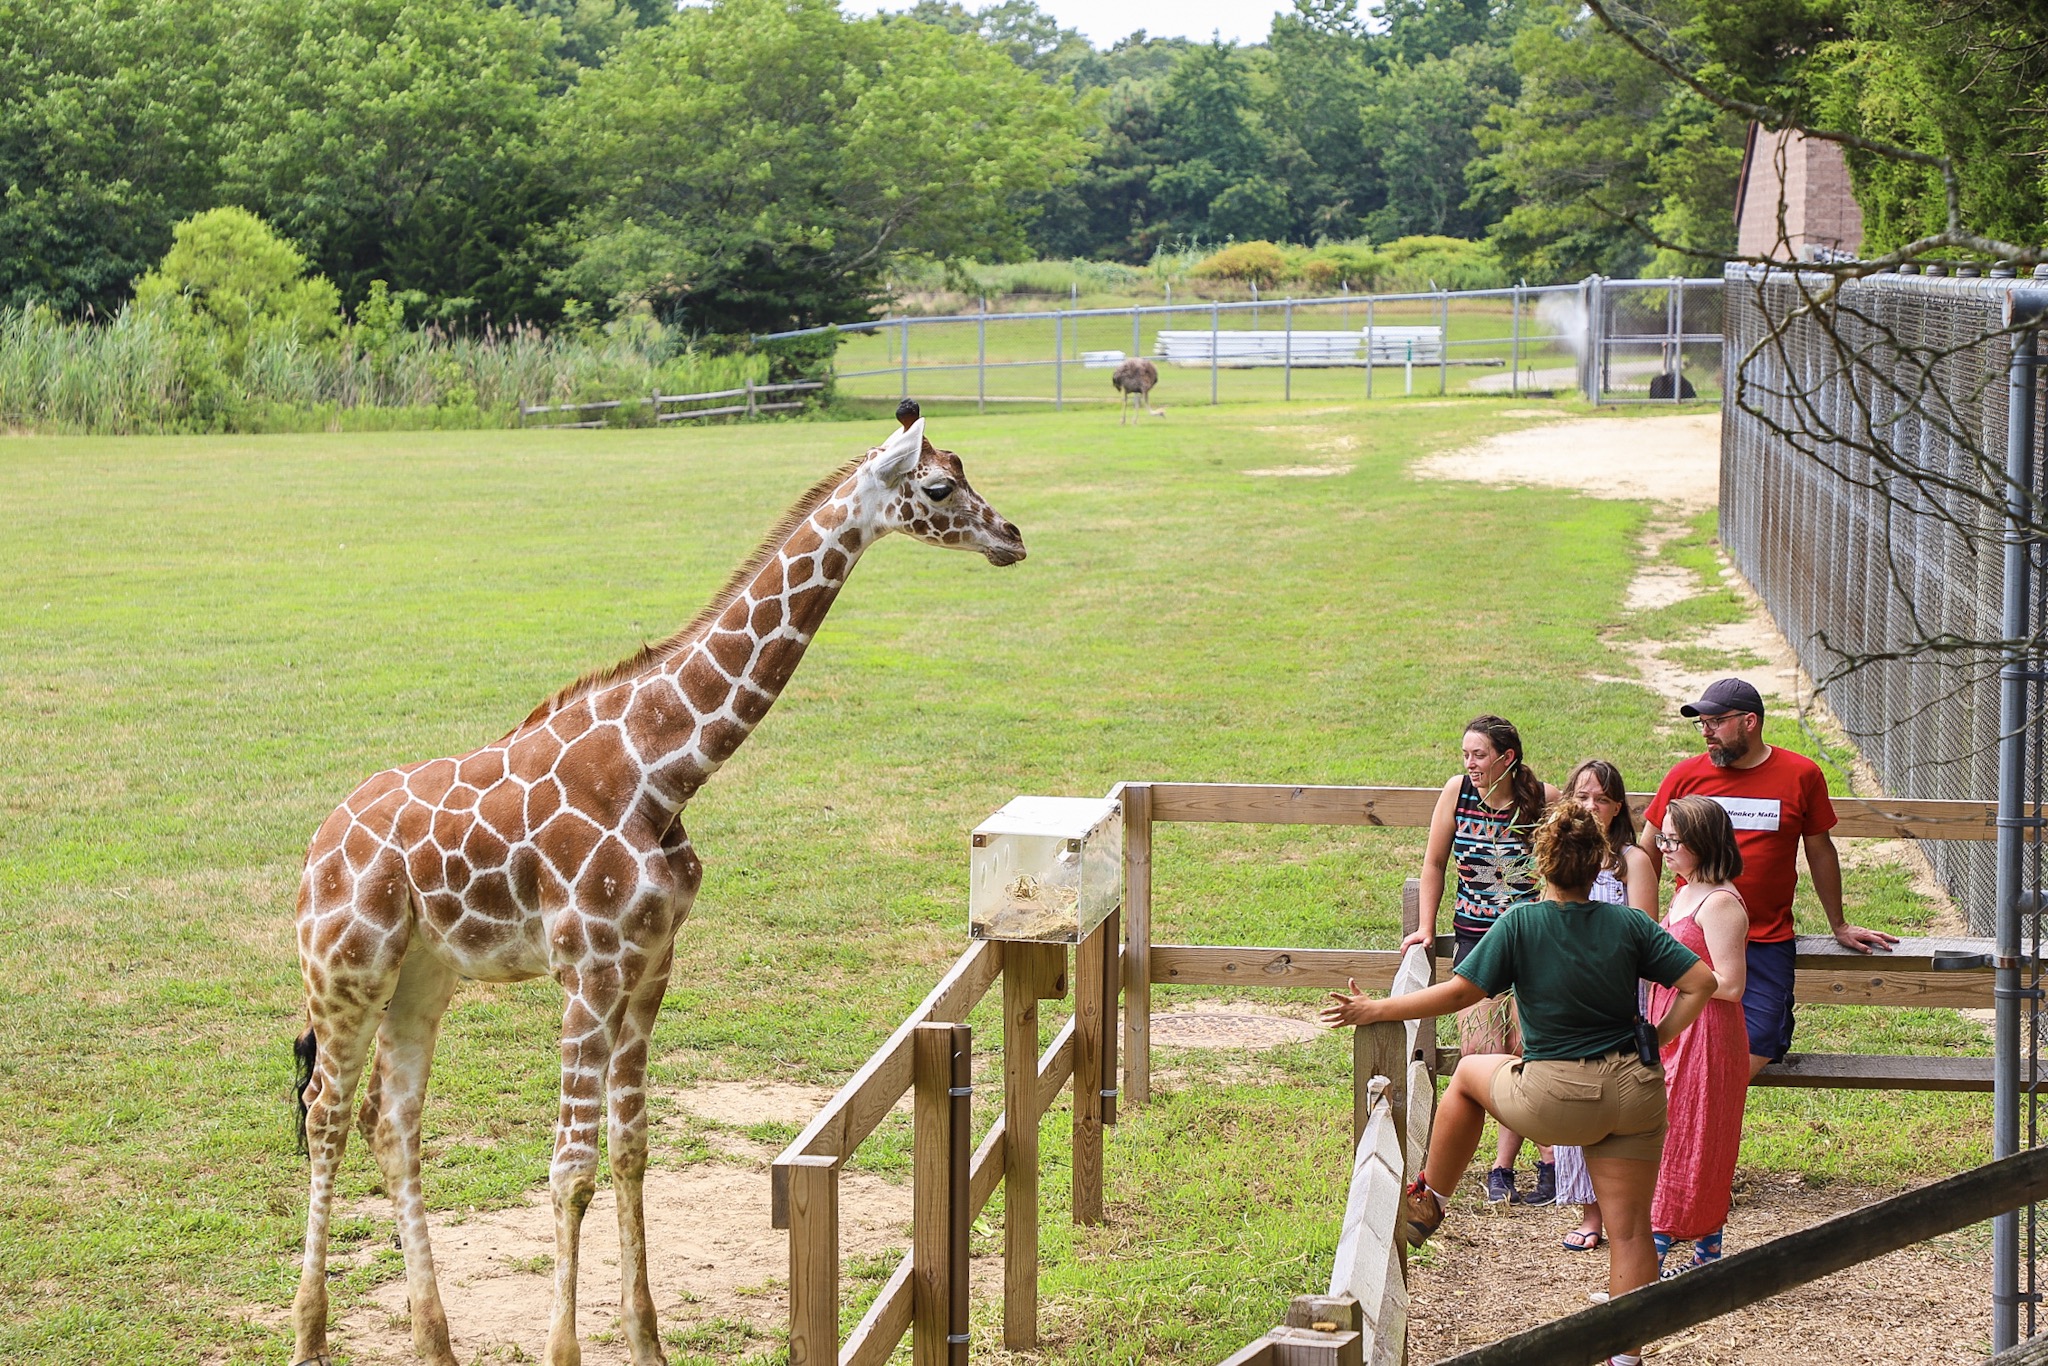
[{"xmin": 1409, "ymin": 1174, "xmax": 1991, "ymax": 1364}]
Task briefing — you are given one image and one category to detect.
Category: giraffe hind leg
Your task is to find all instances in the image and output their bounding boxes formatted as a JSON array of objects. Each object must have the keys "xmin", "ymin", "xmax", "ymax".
[
  {"xmin": 360, "ymin": 946, "xmax": 461, "ymax": 1366},
  {"xmin": 292, "ymin": 993, "xmax": 384, "ymax": 1366}
]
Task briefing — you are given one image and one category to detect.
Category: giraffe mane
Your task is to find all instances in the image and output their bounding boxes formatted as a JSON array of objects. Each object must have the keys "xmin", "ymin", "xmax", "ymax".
[{"xmin": 514, "ymin": 454, "xmax": 868, "ymax": 730}]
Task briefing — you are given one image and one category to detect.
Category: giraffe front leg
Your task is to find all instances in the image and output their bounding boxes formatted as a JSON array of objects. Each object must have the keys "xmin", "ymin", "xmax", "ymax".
[
  {"xmin": 546, "ymin": 978, "xmax": 615, "ymax": 1366},
  {"xmin": 360, "ymin": 949, "xmax": 460, "ymax": 1366},
  {"xmin": 609, "ymin": 942, "xmax": 676, "ymax": 1366}
]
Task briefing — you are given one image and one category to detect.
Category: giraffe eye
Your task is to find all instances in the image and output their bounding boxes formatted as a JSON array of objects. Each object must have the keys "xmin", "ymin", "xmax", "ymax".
[{"xmin": 921, "ymin": 480, "xmax": 955, "ymax": 502}]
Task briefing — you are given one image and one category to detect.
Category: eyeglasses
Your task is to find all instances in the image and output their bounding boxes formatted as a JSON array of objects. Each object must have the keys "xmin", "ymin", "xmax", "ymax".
[
  {"xmin": 1653, "ymin": 832, "xmax": 1684, "ymax": 851},
  {"xmin": 1693, "ymin": 713, "xmax": 1749, "ymax": 733}
]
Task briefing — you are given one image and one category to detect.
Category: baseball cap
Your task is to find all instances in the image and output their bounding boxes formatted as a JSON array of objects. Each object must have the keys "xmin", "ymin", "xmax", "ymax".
[{"xmin": 1679, "ymin": 678, "xmax": 1765, "ymax": 718}]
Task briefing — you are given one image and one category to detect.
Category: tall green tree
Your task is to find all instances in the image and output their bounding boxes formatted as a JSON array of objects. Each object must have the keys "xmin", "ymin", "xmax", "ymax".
[
  {"xmin": 219, "ymin": 0, "xmax": 567, "ymax": 322},
  {"xmin": 0, "ymin": 0, "xmax": 234, "ymax": 314},
  {"xmin": 548, "ymin": 0, "xmax": 1089, "ymax": 334},
  {"xmin": 1472, "ymin": 3, "xmax": 1742, "ymax": 279}
]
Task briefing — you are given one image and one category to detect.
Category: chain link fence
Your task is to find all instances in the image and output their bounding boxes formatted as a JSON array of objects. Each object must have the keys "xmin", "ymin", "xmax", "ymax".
[
  {"xmin": 1720, "ymin": 262, "xmax": 2040, "ymax": 931},
  {"xmin": 754, "ymin": 278, "xmax": 1722, "ymax": 410}
]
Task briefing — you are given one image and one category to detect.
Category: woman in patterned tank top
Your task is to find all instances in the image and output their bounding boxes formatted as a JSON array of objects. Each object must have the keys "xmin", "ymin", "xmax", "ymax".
[{"xmin": 1401, "ymin": 714, "xmax": 1559, "ymax": 1204}]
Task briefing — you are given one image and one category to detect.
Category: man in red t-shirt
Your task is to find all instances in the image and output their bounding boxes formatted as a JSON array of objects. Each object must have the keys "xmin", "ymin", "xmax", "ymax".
[{"xmin": 1640, "ymin": 679, "xmax": 1897, "ymax": 1076}]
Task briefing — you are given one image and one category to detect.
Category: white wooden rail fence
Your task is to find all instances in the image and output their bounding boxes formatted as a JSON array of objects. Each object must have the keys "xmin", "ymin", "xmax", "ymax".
[
  {"xmin": 518, "ymin": 379, "xmax": 823, "ymax": 428},
  {"xmin": 1222, "ymin": 943, "xmax": 1438, "ymax": 1366}
]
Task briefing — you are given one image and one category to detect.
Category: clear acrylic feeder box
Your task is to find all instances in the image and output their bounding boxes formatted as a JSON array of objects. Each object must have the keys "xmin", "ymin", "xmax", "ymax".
[{"xmin": 970, "ymin": 795, "xmax": 1124, "ymax": 943}]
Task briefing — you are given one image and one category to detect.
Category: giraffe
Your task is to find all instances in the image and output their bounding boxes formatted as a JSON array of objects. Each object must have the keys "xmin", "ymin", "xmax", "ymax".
[{"xmin": 289, "ymin": 412, "xmax": 1024, "ymax": 1366}]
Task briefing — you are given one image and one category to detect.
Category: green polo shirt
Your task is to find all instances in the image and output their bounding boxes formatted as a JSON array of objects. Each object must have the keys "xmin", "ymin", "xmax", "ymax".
[{"xmin": 1453, "ymin": 899, "xmax": 1700, "ymax": 1061}]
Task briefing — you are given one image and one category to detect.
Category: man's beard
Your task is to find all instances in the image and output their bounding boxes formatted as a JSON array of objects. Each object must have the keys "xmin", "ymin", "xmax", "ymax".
[{"xmin": 1707, "ymin": 732, "xmax": 1753, "ymax": 767}]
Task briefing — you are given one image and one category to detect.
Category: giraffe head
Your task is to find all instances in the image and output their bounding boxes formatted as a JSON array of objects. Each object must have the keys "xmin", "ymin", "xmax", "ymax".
[{"xmin": 861, "ymin": 418, "xmax": 1026, "ymax": 566}]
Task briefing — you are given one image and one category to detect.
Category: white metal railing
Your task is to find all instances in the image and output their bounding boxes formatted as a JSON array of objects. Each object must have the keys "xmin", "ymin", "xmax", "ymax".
[
  {"xmin": 752, "ymin": 277, "xmax": 1724, "ymax": 410},
  {"xmin": 517, "ymin": 380, "xmax": 824, "ymax": 429}
]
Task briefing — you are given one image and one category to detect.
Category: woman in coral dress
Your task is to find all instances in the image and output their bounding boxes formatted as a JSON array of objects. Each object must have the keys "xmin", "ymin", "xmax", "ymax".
[{"xmin": 1646, "ymin": 795, "xmax": 1751, "ymax": 1273}]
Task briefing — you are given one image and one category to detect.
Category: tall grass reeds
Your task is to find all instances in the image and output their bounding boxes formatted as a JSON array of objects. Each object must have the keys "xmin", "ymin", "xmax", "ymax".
[{"xmin": 0, "ymin": 305, "xmax": 771, "ymax": 435}]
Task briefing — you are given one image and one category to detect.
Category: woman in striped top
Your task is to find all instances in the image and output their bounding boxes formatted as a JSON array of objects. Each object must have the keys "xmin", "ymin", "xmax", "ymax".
[{"xmin": 1400, "ymin": 714, "xmax": 1559, "ymax": 1204}]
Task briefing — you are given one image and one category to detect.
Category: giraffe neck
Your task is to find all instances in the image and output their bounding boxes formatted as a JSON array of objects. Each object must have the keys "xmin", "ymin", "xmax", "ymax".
[{"xmin": 631, "ymin": 478, "xmax": 872, "ymax": 809}]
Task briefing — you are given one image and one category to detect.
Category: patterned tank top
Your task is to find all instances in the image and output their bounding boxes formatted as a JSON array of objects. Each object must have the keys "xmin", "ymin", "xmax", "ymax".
[{"xmin": 1451, "ymin": 774, "xmax": 1540, "ymax": 939}]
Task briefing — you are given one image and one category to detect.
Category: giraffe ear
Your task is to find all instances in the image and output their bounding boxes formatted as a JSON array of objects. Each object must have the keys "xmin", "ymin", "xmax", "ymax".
[{"xmin": 872, "ymin": 418, "xmax": 925, "ymax": 484}]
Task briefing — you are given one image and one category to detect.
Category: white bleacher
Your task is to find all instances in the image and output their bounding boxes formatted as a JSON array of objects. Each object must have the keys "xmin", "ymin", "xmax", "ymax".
[
  {"xmin": 1080, "ymin": 350, "xmax": 1127, "ymax": 369},
  {"xmin": 1154, "ymin": 327, "xmax": 1442, "ymax": 367}
]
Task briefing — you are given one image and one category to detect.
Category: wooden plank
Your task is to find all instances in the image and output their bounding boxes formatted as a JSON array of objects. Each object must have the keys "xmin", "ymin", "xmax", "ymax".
[
  {"xmin": 1793, "ymin": 965, "xmax": 1993, "ymax": 1008},
  {"xmin": 773, "ymin": 939, "xmax": 1002, "ymax": 1228},
  {"xmin": 1753, "ymin": 1052, "xmax": 1997, "ymax": 1091},
  {"xmin": 1286, "ymin": 1295, "xmax": 1362, "ymax": 1331},
  {"xmin": 1151, "ymin": 945, "xmax": 1452, "ymax": 991},
  {"xmin": 1148, "ymin": 783, "xmax": 1442, "ymax": 828},
  {"xmin": 1003, "ymin": 942, "xmax": 1064, "ymax": 1350},
  {"xmin": 1365, "ymin": 1022, "xmax": 1407, "ymax": 1164},
  {"xmin": 1431, "ymin": 1146, "xmax": 2048, "ymax": 1366},
  {"xmin": 1142, "ymin": 781, "xmax": 2005, "ymax": 841},
  {"xmin": 966, "ymin": 1017, "xmax": 1077, "ymax": 1221},
  {"xmin": 1102, "ymin": 911, "xmax": 1121, "ymax": 1125},
  {"xmin": 839, "ymin": 1255, "xmax": 912, "ymax": 1366},
  {"xmin": 1405, "ymin": 1058, "xmax": 1435, "ymax": 1182},
  {"xmin": 912, "ymin": 1024, "xmax": 966, "ymax": 1366},
  {"xmin": 1216, "ymin": 1338, "xmax": 1278, "ymax": 1366},
  {"xmin": 1986, "ymin": 1331, "xmax": 2048, "ymax": 1365},
  {"xmin": 1073, "ymin": 915, "xmax": 1107, "ymax": 1225},
  {"xmin": 786, "ymin": 1157, "xmax": 839, "ymax": 1366},
  {"xmin": 1402, "ymin": 881, "xmax": 1437, "ymax": 1074},
  {"xmin": 1124, "ymin": 783, "xmax": 1153, "ymax": 1109}
]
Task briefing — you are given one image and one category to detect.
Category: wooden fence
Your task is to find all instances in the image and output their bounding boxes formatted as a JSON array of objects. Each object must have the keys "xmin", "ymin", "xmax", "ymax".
[
  {"xmin": 774, "ymin": 780, "xmax": 2013, "ymax": 1366},
  {"xmin": 517, "ymin": 379, "xmax": 823, "ymax": 429}
]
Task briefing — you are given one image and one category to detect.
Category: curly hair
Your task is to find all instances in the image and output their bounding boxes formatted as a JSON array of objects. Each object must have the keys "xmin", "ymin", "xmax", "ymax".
[{"xmin": 1532, "ymin": 798, "xmax": 1610, "ymax": 894}]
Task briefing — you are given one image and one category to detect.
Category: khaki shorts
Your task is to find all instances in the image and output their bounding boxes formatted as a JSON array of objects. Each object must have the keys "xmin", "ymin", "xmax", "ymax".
[{"xmin": 1487, "ymin": 1053, "xmax": 1668, "ymax": 1163}]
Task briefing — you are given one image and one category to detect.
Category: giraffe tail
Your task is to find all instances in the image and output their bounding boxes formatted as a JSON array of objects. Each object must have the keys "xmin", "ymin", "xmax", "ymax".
[{"xmin": 292, "ymin": 1025, "xmax": 318, "ymax": 1156}]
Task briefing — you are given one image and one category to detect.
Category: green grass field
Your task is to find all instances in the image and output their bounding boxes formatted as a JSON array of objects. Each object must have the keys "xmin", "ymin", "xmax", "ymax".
[{"xmin": 0, "ymin": 399, "xmax": 1976, "ymax": 1363}]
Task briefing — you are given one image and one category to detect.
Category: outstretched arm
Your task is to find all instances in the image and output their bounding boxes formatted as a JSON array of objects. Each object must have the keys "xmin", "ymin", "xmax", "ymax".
[{"xmin": 1320, "ymin": 975, "xmax": 1485, "ymax": 1029}]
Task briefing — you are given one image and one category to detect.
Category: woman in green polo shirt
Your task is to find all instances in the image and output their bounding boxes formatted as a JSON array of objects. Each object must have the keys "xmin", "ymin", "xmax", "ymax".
[{"xmin": 1323, "ymin": 800, "xmax": 1719, "ymax": 1366}]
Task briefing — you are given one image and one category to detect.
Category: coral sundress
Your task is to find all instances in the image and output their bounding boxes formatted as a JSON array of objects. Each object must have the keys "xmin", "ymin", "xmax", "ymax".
[{"xmin": 1646, "ymin": 905, "xmax": 1750, "ymax": 1238}]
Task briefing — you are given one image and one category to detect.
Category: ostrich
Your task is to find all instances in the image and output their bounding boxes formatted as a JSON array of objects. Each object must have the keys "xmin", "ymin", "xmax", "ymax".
[{"xmin": 1112, "ymin": 357, "xmax": 1163, "ymax": 424}]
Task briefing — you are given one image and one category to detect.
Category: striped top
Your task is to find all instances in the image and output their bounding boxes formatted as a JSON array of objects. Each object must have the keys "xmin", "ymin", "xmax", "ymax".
[{"xmin": 1451, "ymin": 774, "xmax": 1540, "ymax": 939}]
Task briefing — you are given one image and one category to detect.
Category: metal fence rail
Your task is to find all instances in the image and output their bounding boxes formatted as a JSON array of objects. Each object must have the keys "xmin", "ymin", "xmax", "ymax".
[{"xmin": 756, "ymin": 278, "xmax": 1723, "ymax": 409}]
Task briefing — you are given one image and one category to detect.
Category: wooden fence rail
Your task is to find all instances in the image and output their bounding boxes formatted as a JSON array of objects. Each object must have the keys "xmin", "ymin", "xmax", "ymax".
[
  {"xmin": 518, "ymin": 379, "xmax": 823, "ymax": 428},
  {"xmin": 1433, "ymin": 1145, "xmax": 2048, "ymax": 1366}
]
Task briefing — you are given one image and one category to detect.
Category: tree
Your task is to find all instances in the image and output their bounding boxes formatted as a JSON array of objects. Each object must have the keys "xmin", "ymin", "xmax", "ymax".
[
  {"xmin": 1360, "ymin": 44, "xmax": 1515, "ymax": 241},
  {"xmin": 218, "ymin": 0, "xmax": 567, "ymax": 322},
  {"xmin": 1472, "ymin": 3, "xmax": 1743, "ymax": 281},
  {"xmin": 0, "ymin": 0, "xmax": 234, "ymax": 314},
  {"xmin": 133, "ymin": 206, "xmax": 341, "ymax": 357},
  {"xmin": 547, "ymin": 0, "xmax": 1090, "ymax": 335}
]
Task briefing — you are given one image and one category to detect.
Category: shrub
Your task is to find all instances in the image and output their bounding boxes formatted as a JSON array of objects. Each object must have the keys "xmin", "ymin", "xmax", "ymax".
[{"xmin": 1191, "ymin": 241, "xmax": 1291, "ymax": 288}]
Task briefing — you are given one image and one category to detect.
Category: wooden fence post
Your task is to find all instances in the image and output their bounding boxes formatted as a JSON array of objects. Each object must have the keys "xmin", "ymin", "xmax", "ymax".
[
  {"xmin": 1359, "ymin": 1021, "xmax": 1408, "ymax": 1161},
  {"xmin": 1004, "ymin": 941, "xmax": 1066, "ymax": 1351},
  {"xmin": 914, "ymin": 1022, "xmax": 970, "ymax": 1366},
  {"xmin": 786, "ymin": 1155, "xmax": 839, "ymax": 1366},
  {"xmin": 1074, "ymin": 909, "xmax": 1117, "ymax": 1224},
  {"xmin": 1123, "ymin": 783, "xmax": 1153, "ymax": 1109}
]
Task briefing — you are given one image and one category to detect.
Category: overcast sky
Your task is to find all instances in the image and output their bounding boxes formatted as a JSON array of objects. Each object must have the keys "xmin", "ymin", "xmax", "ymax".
[{"xmin": 838, "ymin": 0, "xmax": 1297, "ymax": 47}]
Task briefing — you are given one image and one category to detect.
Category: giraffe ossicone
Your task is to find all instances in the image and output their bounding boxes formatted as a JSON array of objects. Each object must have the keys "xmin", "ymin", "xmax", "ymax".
[{"xmin": 290, "ymin": 418, "xmax": 1024, "ymax": 1366}]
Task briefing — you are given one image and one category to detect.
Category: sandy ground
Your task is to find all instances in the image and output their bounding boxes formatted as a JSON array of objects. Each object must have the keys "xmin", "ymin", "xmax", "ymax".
[{"xmin": 1414, "ymin": 414, "xmax": 1722, "ymax": 514}]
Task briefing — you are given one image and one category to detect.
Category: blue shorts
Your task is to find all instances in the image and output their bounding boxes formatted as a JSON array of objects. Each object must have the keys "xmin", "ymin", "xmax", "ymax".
[{"xmin": 1742, "ymin": 938, "xmax": 1798, "ymax": 1062}]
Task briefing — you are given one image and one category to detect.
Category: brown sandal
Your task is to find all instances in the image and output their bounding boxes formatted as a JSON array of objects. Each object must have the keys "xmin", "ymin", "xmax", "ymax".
[{"xmin": 1401, "ymin": 1177, "xmax": 1446, "ymax": 1247}]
